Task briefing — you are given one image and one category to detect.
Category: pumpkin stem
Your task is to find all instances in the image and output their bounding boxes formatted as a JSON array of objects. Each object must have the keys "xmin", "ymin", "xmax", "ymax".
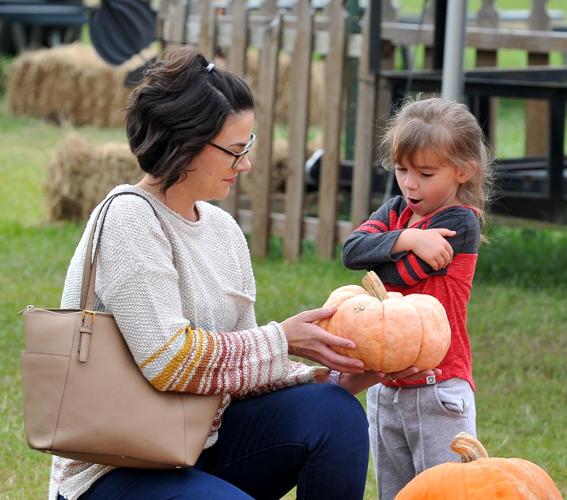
[
  {"xmin": 450, "ymin": 432, "xmax": 489, "ymax": 463},
  {"xmin": 362, "ymin": 271, "xmax": 389, "ymax": 301}
]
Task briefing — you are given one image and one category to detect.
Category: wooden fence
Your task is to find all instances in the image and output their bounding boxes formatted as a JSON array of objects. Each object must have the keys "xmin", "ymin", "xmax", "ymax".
[{"xmin": 157, "ymin": 0, "xmax": 567, "ymax": 261}]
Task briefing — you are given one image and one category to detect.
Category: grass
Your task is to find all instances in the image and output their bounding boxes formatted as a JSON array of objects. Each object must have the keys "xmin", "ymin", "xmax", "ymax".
[
  {"xmin": 2, "ymin": 102, "xmax": 566, "ymax": 499},
  {"xmin": 2, "ymin": 12, "xmax": 567, "ymax": 494}
]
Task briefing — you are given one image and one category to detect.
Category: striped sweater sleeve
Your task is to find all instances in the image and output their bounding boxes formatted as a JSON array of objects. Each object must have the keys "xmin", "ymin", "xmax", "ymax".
[
  {"xmin": 93, "ymin": 200, "xmax": 290, "ymax": 396},
  {"xmin": 342, "ymin": 196, "xmax": 404, "ymax": 269},
  {"xmin": 232, "ymin": 359, "xmax": 330, "ymax": 399}
]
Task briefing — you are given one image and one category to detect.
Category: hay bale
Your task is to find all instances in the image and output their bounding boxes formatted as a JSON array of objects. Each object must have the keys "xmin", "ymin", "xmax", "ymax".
[
  {"xmin": 7, "ymin": 43, "xmax": 153, "ymax": 127},
  {"xmin": 45, "ymin": 134, "xmax": 141, "ymax": 221}
]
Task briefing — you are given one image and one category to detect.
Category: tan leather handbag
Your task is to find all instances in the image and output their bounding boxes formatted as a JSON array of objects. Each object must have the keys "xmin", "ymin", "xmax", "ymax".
[{"xmin": 20, "ymin": 192, "xmax": 222, "ymax": 468}]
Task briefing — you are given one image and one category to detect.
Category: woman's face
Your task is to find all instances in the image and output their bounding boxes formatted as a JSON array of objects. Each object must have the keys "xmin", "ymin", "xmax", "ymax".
[{"xmin": 183, "ymin": 110, "xmax": 255, "ymax": 202}]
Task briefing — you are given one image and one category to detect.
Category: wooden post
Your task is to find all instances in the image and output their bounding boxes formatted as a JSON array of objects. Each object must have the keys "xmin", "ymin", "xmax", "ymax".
[
  {"xmin": 525, "ymin": 0, "xmax": 551, "ymax": 157},
  {"xmin": 351, "ymin": 4, "xmax": 378, "ymax": 228},
  {"xmin": 372, "ymin": 1, "xmax": 397, "ymax": 212},
  {"xmin": 259, "ymin": 0, "xmax": 277, "ymax": 16},
  {"xmin": 220, "ymin": 0, "xmax": 249, "ymax": 219},
  {"xmin": 344, "ymin": 0, "xmax": 362, "ymax": 163},
  {"xmin": 251, "ymin": 13, "xmax": 282, "ymax": 258},
  {"xmin": 198, "ymin": 0, "xmax": 216, "ymax": 59},
  {"xmin": 475, "ymin": 0, "xmax": 499, "ymax": 150},
  {"xmin": 284, "ymin": 0, "xmax": 313, "ymax": 262},
  {"xmin": 424, "ymin": 0, "xmax": 437, "ymax": 69},
  {"xmin": 476, "ymin": 0, "xmax": 498, "ymax": 27},
  {"xmin": 227, "ymin": 0, "xmax": 248, "ymax": 75},
  {"xmin": 316, "ymin": 0, "xmax": 347, "ymax": 259},
  {"xmin": 382, "ymin": 0, "xmax": 397, "ymax": 24},
  {"xmin": 158, "ymin": 0, "xmax": 188, "ymax": 47}
]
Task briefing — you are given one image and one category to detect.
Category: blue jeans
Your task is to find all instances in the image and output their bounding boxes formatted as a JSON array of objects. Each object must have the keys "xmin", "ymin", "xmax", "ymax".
[{"xmin": 72, "ymin": 383, "xmax": 369, "ymax": 500}]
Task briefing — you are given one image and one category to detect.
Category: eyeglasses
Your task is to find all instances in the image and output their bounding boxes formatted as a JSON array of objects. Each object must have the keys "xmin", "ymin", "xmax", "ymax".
[{"xmin": 208, "ymin": 133, "xmax": 256, "ymax": 169}]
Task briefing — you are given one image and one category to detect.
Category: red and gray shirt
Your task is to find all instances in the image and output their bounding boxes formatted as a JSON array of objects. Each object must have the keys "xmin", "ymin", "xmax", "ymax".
[{"xmin": 342, "ymin": 195, "xmax": 481, "ymax": 390}]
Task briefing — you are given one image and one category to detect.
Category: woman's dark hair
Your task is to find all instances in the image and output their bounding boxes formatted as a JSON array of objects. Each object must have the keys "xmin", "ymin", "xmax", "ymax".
[{"xmin": 125, "ymin": 44, "xmax": 254, "ymax": 192}]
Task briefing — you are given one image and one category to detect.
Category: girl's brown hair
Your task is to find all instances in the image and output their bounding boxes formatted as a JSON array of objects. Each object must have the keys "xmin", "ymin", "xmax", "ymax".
[{"xmin": 380, "ymin": 96, "xmax": 494, "ymax": 229}]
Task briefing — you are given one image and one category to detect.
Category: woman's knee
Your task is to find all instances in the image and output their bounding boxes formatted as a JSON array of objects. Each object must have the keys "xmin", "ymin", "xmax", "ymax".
[{"xmin": 294, "ymin": 383, "xmax": 369, "ymax": 444}]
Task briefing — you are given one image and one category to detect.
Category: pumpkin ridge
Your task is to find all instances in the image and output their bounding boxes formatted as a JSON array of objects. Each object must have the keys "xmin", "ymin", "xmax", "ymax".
[
  {"xmin": 506, "ymin": 458, "xmax": 559, "ymax": 498},
  {"xmin": 375, "ymin": 301, "xmax": 385, "ymax": 371},
  {"xmin": 410, "ymin": 299, "xmax": 425, "ymax": 368},
  {"xmin": 381, "ymin": 299, "xmax": 421, "ymax": 372},
  {"xmin": 491, "ymin": 460, "xmax": 535, "ymax": 498}
]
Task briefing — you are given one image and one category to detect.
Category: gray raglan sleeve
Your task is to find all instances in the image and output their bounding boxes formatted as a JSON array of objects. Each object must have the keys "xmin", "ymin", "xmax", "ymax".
[
  {"xmin": 368, "ymin": 208, "xmax": 481, "ymax": 287},
  {"xmin": 342, "ymin": 198, "xmax": 405, "ymax": 270}
]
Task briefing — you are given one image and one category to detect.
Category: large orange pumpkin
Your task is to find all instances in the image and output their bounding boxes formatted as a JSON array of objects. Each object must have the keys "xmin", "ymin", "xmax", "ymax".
[
  {"xmin": 396, "ymin": 432, "xmax": 563, "ymax": 499},
  {"xmin": 319, "ymin": 271, "xmax": 450, "ymax": 372}
]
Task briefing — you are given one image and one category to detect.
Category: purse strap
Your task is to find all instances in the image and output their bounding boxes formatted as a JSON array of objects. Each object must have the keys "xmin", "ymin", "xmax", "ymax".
[{"xmin": 80, "ymin": 191, "xmax": 163, "ymax": 310}]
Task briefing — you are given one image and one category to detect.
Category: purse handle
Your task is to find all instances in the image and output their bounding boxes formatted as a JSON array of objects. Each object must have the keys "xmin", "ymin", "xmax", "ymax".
[{"xmin": 80, "ymin": 191, "xmax": 163, "ymax": 311}]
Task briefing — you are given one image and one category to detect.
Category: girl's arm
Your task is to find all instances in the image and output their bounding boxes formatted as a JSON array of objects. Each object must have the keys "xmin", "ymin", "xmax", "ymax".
[
  {"xmin": 391, "ymin": 227, "xmax": 456, "ymax": 270},
  {"xmin": 370, "ymin": 208, "xmax": 481, "ymax": 287},
  {"xmin": 342, "ymin": 197, "xmax": 405, "ymax": 269}
]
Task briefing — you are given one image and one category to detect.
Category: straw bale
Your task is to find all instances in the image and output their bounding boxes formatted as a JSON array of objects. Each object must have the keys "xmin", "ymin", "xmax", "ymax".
[
  {"xmin": 45, "ymin": 134, "xmax": 142, "ymax": 221},
  {"xmin": 7, "ymin": 43, "xmax": 153, "ymax": 127}
]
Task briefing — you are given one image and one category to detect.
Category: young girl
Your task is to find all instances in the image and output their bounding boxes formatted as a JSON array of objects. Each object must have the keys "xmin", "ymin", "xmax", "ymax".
[{"xmin": 342, "ymin": 97, "xmax": 492, "ymax": 499}]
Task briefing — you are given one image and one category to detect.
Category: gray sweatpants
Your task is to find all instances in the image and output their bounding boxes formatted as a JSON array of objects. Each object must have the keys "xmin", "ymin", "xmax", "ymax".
[{"xmin": 366, "ymin": 378, "xmax": 476, "ymax": 500}]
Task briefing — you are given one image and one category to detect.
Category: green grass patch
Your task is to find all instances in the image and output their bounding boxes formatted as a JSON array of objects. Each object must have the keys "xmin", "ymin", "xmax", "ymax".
[
  {"xmin": 1, "ymin": 53, "xmax": 567, "ymax": 498},
  {"xmin": 477, "ymin": 224, "xmax": 567, "ymax": 288},
  {"xmin": 0, "ymin": 222, "xmax": 83, "ymax": 499}
]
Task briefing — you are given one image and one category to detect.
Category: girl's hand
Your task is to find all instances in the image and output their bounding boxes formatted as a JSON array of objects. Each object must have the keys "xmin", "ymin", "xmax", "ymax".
[
  {"xmin": 281, "ymin": 307, "xmax": 365, "ymax": 374},
  {"xmin": 338, "ymin": 367, "xmax": 443, "ymax": 395},
  {"xmin": 397, "ymin": 228, "xmax": 456, "ymax": 271}
]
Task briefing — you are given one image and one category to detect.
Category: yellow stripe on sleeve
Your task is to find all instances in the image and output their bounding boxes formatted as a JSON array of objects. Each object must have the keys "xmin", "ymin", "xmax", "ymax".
[
  {"xmin": 172, "ymin": 328, "xmax": 212, "ymax": 391},
  {"xmin": 139, "ymin": 324, "xmax": 188, "ymax": 369}
]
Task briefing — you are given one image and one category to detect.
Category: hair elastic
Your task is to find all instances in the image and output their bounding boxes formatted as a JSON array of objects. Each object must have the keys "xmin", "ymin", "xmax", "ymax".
[{"xmin": 206, "ymin": 62, "xmax": 215, "ymax": 72}]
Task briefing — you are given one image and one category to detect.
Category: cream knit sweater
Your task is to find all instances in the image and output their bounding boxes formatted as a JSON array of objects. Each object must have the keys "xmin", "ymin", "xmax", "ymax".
[{"xmin": 49, "ymin": 185, "xmax": 326, "ymax": 500}]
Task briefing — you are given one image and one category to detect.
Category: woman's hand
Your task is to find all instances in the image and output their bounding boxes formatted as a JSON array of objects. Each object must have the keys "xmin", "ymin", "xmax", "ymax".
[
  {"xmin": 281, "ymin": 307, "xmax": 365, "ymax": 374},
  {"xmin": 339, "ymin": 367, "xmax": 443, "ymax": 395}
]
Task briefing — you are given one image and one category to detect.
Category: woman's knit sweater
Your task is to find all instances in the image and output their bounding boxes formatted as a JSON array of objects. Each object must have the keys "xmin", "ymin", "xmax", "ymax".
[{"xmin": 49, "ymin": 185, "xmax": 325, "ymax": 500}]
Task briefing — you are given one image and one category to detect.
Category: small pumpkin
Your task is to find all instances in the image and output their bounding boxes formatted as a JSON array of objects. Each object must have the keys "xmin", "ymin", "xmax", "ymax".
[
  {"xmin": 396, "ymin": 432, "xmax": 563, "ymax": 499},
  {"xmin": 319, "ymin": 271, "xmax": 450, "ymax": 372}
]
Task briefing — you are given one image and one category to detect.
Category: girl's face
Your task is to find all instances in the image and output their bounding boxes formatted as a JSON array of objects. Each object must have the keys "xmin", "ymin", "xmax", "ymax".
[
  {"xmin": 183, "ymin": 110, "xmax": 255, "ymax": 202},
  {"xmin": 395, "ymin": 148, "xmax": 470, "ymax": 218}
]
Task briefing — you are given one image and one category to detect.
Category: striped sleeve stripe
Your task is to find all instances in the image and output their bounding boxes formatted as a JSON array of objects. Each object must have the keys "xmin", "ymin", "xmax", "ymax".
[
  {"xmin": 389, "ymin": 209, "xmax": 399, "ymax": 229},
  {"xmin": 150, "ymin": 326, "xmax": 208, "ymax": 391},
  {"xmin": 396, "ymin": 259, "xmax": 419, "ymax": 286},
  {"xmin": 356, "ymin": 220, "xmax": 389, "ymax": 233},
  {"xmin": 140, "ymin": 325, "xmax": 187, "ymax": 369},
  {"xmin": 173, "ymin": 328, "xmax": 212, "ymax": 391},
  {"xmin": 407, "ymin": 253, "xmax": 429, "ymax": 280}
]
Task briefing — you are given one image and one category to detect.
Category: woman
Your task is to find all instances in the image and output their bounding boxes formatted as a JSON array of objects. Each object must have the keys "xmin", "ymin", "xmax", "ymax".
[{"xmin": 51, "ymin": 46, "xmax": 433, "ymax": 500}]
